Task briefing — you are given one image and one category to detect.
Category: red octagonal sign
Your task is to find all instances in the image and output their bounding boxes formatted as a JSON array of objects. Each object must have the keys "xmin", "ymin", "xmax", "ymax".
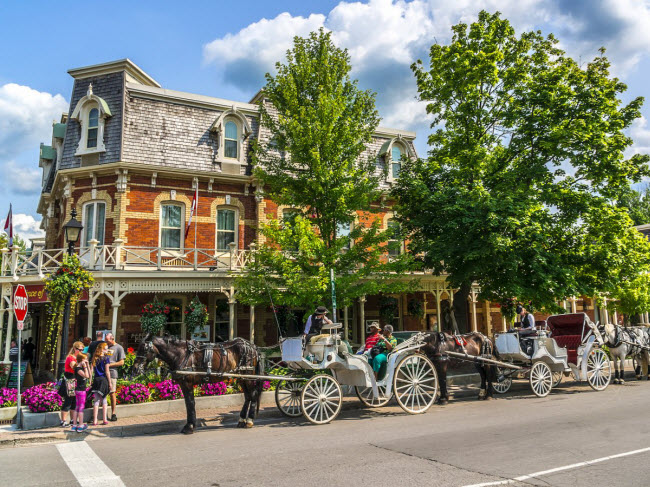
[{"xmin": 14, "ymin": 284, "xmax": 28, "ymax": 325}]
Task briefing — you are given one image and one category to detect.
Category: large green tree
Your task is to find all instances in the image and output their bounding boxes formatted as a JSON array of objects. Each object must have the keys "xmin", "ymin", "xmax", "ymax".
[
  {"xmin": 617, "ymin": 185, "xmax": 650, "ymax": 225},
  {"xmin": 236, "ymin": 30, "xmax": 415, "ymax": 319},
  {"xmin": 393, "ymin": 11, "xmax": 650, "ymax": 326}
]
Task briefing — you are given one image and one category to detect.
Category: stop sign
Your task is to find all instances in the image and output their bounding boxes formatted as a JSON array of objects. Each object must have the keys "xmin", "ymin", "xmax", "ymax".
[{"xmin": 13, "ymin": 284, "xmax": 28, "ymax": 325}]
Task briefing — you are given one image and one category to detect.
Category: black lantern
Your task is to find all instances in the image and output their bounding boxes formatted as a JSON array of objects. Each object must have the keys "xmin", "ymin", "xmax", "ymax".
[{"xmin": 63, "ymin": 208, "xmax": 83, "ymax": 255}]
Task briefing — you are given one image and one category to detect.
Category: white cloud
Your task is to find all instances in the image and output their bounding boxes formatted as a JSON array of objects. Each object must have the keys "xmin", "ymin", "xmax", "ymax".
[
  {"xmin": 1, "ymin": 160, "xmax": 41, "ymax": 195},
  {"xmin": 1, "ymin": 213, "xmax": 44, "ymax": 242},
  {"xmin": 626, "ymin": 116, "xmax": 650, "ymax": 158},
  {"xmin": 0, "ymin": 83, "xmax": 69, "ymax": 159},
  {"xmin": 202, "ymin": 0, "xmax": 650, "ymax": 136}
]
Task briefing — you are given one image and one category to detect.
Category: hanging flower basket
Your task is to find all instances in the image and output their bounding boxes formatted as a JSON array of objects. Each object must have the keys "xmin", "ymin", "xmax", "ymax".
[
  {"xmin": 140, "ymin": 300, "xmax": 170, "ymax": 335},
  {"xmin": 184, "ymin": 296, "xmax": 208, "ymax": 333}
]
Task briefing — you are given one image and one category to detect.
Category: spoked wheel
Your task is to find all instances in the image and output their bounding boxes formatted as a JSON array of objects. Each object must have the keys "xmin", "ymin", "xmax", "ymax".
[
  {"xmin": 493, "ymin": 367, "xmax": 512, "ymax": 394},
  {"xmin": 587, "ymin": 348, "xmax": 611, "ymax": 391},
  {"xmin": 301, "ymin": 375, "xmax": 342, "ymax": 424},
  {"xmin": 393, "ymin": 354, "xmax": 438, "ymax": 414},
  {"xmin": 275, "ymin": 380, "xmax": 304, "ymax": 417},
  {"xmin": 529, "ymin": 361, "xmax": 553, "ymax": 397},
  {"xmin": 552, "ymin": 371, "xmax": 563, "ymax": 388},
  {"xmin": 355, "ymin": 384, "xmax": 392, "ymax": 408}
]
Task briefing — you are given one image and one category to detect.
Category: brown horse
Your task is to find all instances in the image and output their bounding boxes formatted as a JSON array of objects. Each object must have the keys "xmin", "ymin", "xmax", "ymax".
[
  {"xmin": 133, "ymin": 334, "xmax": 264, "ymax": 434},
  {"xmin": 421, "ymin": 331, "xmax": 498, "ymax": 404}
]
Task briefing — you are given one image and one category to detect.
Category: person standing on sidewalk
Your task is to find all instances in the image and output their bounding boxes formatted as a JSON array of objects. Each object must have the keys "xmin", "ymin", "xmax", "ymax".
[
  {"xmin": 72, "ymin": 352, "xmax": 91, "ymax": 433},
  {"xmin": 58, "ymin": 341, "xmax": 83, "ymax": 427},
  {"xmin": 91, "ymin": 343, "xmax": 111, "ymax": 425},
  {"xmin": 87, "ymin": 330, "xmax": 105, "ymax": 359},
  {"xmin": 105, "ymin": 333, "xmax": 125, "ymax": 422}
]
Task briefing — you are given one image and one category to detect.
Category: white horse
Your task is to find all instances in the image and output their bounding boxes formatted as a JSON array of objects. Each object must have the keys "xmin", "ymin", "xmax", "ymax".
[{"xmin": 602, "ymin": 323, "xmax": 650, "ymax": 383}]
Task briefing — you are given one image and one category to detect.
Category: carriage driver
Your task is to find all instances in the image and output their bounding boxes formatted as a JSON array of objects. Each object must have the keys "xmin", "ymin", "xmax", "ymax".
[
  {"xmin": 301, "ymin": 306, "xmax": 334, "ymax": 344},
  {"xmin": 517, "ymin": 305, "xmax": 536, "ymax": 356}
]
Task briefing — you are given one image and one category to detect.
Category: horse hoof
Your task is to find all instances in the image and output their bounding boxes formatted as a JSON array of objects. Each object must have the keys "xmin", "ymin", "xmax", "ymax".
[
  {"xmin": 636, "ymin": 375, "xmax": 641, "ymax": 380},
  {"xmin": 620, "ymin": 380, "xmax": 625, "ymax": 385},
  {"xmin": 181, "ymin": 424, "xmax": 194, "ymax": 435},
  {"xmin": 437, "ymin": 397, "xmax": 448, "ymax": 405},
  {"xmin": 237, "ymin": 419, "xmax": 246, "ymax": 429},
  {"xmin": 245, "ymin": 419, "xmax": 254, "ymax": 428}
]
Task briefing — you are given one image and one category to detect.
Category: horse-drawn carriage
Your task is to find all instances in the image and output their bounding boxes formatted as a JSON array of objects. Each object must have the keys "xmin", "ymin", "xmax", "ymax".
[
  {"xmin": 274, "ymin": 323, "xmax": 439, "ymax": 424},
  {"xmin": 492, "ymin": 313, "xmax": 611, "ymax": 397}
]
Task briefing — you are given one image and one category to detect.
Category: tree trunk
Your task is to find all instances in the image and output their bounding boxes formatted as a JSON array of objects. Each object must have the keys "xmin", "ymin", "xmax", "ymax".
[{"xmin": 453, "ymin": 282, "xmax": 471, "ymax": 333}]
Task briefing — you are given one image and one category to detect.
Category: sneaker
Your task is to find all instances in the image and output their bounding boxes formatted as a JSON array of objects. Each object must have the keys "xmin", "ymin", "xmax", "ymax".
[
  {"xmin": 70, "ymin": 425, "xmax": 77, "ymax": 432},
  {"xmin": 109, "ymin": 414, "xmax": 117, "ymax": 422},
  {"xmin": 76, "ymin": 424, "xmax": 88, "ymax": 433},
  {"xmin": 60, "ymin": 421, "xmax": 70, "ymax": 428}
]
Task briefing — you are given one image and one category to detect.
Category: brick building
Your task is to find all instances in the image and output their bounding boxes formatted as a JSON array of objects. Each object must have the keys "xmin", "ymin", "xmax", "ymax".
[{"xmin": 0, "ymin": 59, "xmax": 619, "ymax": 366}]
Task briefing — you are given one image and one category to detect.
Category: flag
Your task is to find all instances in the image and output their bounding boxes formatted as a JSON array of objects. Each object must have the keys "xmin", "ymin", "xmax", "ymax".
[
  {"xmin": 3, "ymin": 204, "xmax": 12, "ymax": 247},
  {"xmin": 185, "ymin": 185, "xmax": 198, "ymax": 239}
]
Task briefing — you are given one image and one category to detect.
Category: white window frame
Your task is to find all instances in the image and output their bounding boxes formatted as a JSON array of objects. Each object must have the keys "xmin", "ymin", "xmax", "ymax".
[
  {"xmin": 70, "ymin": 86, "xmax": 111, "ymax": 157},
  {"xmin": 223, "ymin": 120, "xmax": 239, "ymax": 160},
  {"xmin": 210, "ymin": 109, "xmax": 252, "ymax": 166},
  {"xmin": 81, "ymin": 201, "xmax": 106, "ymax": 246},
  {"xmin": 159, "ymin": 202, "xmax": 185, "ymax": 252},
  {"xmin": 387, "ymin": 219, "xmax": 403, "ymax": 257},
  {"xmin": 162, "ymin": 295, "xmax": 187, "ymax": 339},
  {"xmin": 387, "ymin": 142, "xmax": 406, "ymax": 183},
  {"xmin": 337, "ymin": 221, "xmax": 353, "ymax": 250},
  {"xmin": 215, "ymin": 206, "xmax": 239, "ymax": 252}
]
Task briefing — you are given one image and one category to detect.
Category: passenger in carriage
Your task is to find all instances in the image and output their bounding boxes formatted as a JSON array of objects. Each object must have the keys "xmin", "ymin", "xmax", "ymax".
[
  {"xmin": 357, "ymin": 322, "xmax": 381, "ymax": 355},
  {"xmin": 371, "ymin": 325, "xmax": 397, "ymax": 379},
  {"xmin": 301, "ymin": 306, "xmax": 334, "ymax": 344}
]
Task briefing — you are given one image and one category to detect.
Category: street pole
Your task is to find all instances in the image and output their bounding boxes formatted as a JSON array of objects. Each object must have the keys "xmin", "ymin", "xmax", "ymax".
[
  {"xmin": 16, "ymin": 326, "xmax": 21, "ymax": 429},
  {"xmin": 56, "ymin": 242, "xmax": 74, "ymax": 378},
  {"xmin": 330, "ymin": 268, "xmax": 337, "ymax": 323}
]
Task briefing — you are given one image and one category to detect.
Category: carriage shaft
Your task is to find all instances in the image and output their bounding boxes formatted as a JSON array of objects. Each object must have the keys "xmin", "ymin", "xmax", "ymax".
[
  {"xmin": 172, "ymin": 370, "xmax": 305, "ymax": 381},
  {"xmin": 443, "ymin": 350, "xmax": 522, "ymax": 370},
  {"xmin": 619, "ymin": 339, "xmax": 650, "ymax": 351}
]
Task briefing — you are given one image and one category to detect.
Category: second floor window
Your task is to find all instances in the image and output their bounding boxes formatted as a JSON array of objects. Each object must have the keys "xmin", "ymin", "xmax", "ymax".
[
  {"xmin": 224, "ymin": 121, "xmax": 238, "ymax": 159},
  {"xmin": 337, "ymin": 221, "xmax": 352, "ymax": 250},
  {"xmin": 87, "ymin": 108, "xmax": 99, "ymax": 148},
  {"xmin": 161, "ymin": 204, "xmax": 183, "ymax": 250},
  {"xmin": 217, "ymin": 208, "xmax": 236, "ymax": 251},
  {"xmin": 387, "ymin": 219, "xmax": 402, "ymax": 257},
  {"xmin": 83, "ymin": 201, "xmax": 105, "ymax": 246},
  {"xmin": 391, "ymin": 146, "xmax": 402, "ymax": 179}
]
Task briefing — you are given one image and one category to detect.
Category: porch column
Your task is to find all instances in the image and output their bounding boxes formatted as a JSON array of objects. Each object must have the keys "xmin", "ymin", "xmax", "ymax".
[
  {"xmin": 484, "ymin": 300, "xmax": 492, "ymax": 336},
  {"xmin": 111, "ymin": 303, "xmax": 120, "ymax": 337},
  {"xmin": 343, "ymin": 306, "xmax": 349, "ymax": 340},
  {"xmin": 570, "ymin": 297, "xmax": 577, "ymax": 314},
  {"xmin": 228, "ymin": 288, "xmax": 236, "ymax": 340},
  {"xmin": 249, "ymin": 305, "xmax": 255, "ymax": 344},
  {"xmin": 359, "ymin": 296, "xmax": 366, "ymax": 344},
  {"xmin": 645, "ymin": 312, "xmax": 649, "ymax": 324},
  {"xmin": 603, "ymin": 297, "xmax": 609, "ymax": 324},
  {"xmin": 613, "ymin": 309, "xmax": 618, "ymax": 325},
  {"xmin": 470, "ymin": 287, "xmax": 478, "ymax": 333},
  {"xmin": 435, "ymin": 291, "xmax": 442, "ymax": 332},
  {"xmin": 86, "ymin": 303, "xmax": 96, "ymax": 337},
  {"xmin": 3, "ymin": 306, "xmax": 14, "ymax": 362}
]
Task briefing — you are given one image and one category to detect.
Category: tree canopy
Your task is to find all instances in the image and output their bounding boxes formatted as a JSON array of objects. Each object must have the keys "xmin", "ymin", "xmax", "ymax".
[
  {"xmin": 617, "ymin": 185, "xmax": 650, "ymax": 226},
  {"xmin": 393, "ymin": 11, "xmax": 650, "ymax": 321},
  {"xmin": 236, "ymin": 29, "xmax": 415, "ymax": 318}
]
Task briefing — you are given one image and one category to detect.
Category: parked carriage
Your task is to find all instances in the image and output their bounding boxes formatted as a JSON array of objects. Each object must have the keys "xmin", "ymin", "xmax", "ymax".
[
  {"xmin": 273, "ymin": 323, "xmax": 439, "ymax": 424},
  {"xmin": 492, "ymin": 313, "xmax": 611, "ymax": 397}
]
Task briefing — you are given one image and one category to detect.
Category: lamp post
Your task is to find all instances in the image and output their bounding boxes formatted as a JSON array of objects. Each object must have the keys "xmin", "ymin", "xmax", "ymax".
[{"xmin": 56, "ymin": 209, "xmax": 83, "ymax": 377}]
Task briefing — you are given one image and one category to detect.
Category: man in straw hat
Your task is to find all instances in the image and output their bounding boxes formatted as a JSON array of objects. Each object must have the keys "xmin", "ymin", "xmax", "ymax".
[
  {"xmin": 302, "ymin": 305, "xmax": 334, "ymax": 343},
  {"xmin": 357, "ymin": 321, "xmax": 381, "ymax": 355}
]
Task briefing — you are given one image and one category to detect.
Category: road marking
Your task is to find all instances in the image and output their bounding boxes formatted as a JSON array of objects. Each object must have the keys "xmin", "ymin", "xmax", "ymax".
[
  {"xmin": 56, "ymin": 441, "xmax": 125, "ymax": 487},
  {"xmin": 464, "ymin": 446, "xmax": 650, "ymax": 487}
]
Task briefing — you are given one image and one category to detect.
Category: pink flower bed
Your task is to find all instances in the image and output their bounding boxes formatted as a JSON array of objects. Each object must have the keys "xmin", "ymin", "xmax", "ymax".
[
  {"xmin": 0, "ymin": 387, "xmax": 17, "ymax": 408},
  {"xmin": 22, "ymin": 383, "xmax": 62, "ymax": 413},
  {"xmin": 150, "ymin": 379, "xmax": 183, "ymax": 400},
  {"xmin": 116, "ymin": 383, "xmax": 150, "ymax": 404}
]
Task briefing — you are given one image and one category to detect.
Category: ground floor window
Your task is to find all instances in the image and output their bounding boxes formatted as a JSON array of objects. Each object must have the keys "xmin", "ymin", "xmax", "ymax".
[
  {"xmin": 163, "ymin": 298, "xmax": 184, "ymax": 338},
  {"xmin": 215, "ymin": 298, "xmax": 229, "ymax": 340}
]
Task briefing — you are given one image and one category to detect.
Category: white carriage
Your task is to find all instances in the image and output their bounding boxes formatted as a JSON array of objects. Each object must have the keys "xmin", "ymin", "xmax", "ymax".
[
  {"xmin": 274, "ymin": 324, "xmax": 439, "ymax": 424},
  {"xmin": 493, "ymin": 313, "xmax": 611, "ymax": 397}
]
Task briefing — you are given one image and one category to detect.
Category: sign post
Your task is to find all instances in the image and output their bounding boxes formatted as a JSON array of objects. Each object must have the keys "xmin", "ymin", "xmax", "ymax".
[{"xmin": 13, "ymin": 284, "xmax": 28, "ymax": 430}]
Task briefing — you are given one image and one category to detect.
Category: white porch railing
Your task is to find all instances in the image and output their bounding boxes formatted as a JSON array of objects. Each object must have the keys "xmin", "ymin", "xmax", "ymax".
[{"xmin": 0, "ymin": 241, "xmax": 254, "ymax": 278}]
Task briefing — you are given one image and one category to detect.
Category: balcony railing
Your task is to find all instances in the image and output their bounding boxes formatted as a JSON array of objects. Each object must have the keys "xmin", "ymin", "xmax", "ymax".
[{"xmin": 0, "ymin": 240, "xmax": 254, "ymax": 278}]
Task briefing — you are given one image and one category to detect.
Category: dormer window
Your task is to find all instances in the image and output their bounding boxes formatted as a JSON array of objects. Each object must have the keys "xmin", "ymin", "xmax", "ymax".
[
  {"xmin": 379, "ymin": 137, "xmax": 411, "ymax": 183},
  {"xmin": 87, "ymin": 108, "xmax": 99, "ymax": 148},
  {"xmin": 70, "ymin": 84, "xmax": 112, "ymax": 156},
  {"xmin": 224, "ymin": 121, "xmax": 238, "ymax": 159},
  {"xmin": 391, "ymin": 146, "xmax": 402, "ymax": 179}
]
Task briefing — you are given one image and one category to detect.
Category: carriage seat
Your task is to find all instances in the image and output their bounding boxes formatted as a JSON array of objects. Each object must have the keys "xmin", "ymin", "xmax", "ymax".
[
  {"xmin": 306, "ymin": 334, "xmax": 340, "ymax": 362},
  {"xmin": 552, "ymin": 335, "xmax": 581, "ymax": 364}
]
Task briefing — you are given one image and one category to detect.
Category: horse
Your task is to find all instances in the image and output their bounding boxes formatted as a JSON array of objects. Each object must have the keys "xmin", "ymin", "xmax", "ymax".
[
  {"xmin": 601, "ymin": 324, "xmax": 650, "ymax": 383},
  {"xmin": 421, "ymin": 331, "xmax": 498, "ymax": 404},
  {"xmin": 133, "ymin": 334, "xmax": 265, "ymax": 434}
]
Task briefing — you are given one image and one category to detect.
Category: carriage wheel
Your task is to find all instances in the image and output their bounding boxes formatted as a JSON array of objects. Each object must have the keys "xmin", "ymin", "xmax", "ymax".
[
  {"xmin": 393, "ymin": 354, "xmax": 438, "ymax": 414},
  {"xmin": 552, "ymin": 371, "xmax": 563, "ymax": 388},
  {"xmin": 492, "ymin": 367, "xmax": 512, "ymax": 394},
  {"xmin": 301, "ymin": 375, "xmax": 342, "ymax": 425},
  {"xmin": 275, "ymin": 380, "xmax": 303, "ymax": 418},
  {"xmin": 587, "ymin": 348, "xmax": 611, "ymax": 391},
  {"xmin": 355, "ymin": 384, "xmax": 392, "ymax": 408},
  {"xmin": 529, "ymin": 361, "xmax": 553, "ymax": 397}
]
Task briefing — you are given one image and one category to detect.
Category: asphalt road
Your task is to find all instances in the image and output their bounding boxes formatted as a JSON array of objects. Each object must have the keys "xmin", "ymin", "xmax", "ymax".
[{"xmin": 1, "ymin": 379, "xmax": 649, "ymax": 487}]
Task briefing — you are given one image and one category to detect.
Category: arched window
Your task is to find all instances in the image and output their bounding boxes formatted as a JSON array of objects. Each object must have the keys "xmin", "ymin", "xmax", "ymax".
[
  {"xmin": 224, "ymin": 121, "xmax": 238, "ymax": 159},
  {"xmin": 82, "ymin": 201, "xmax": 106, "ymax": 246},
  {"xmin": 87, "ymin": 108, "xmax": 99, "ymax": 149},
  {"xmin": 216, "ymin": 208, "xmax": 237, "ymax": 251},
  {"xmin": 160, "ymin": 203, "xmax": 183, "ymax": 250},
  {"xmin": 387, "ymin": 219, "xmax": 402, "ymax": 257},
  {"xmin": 391, "ymin": 145, "xmax": 402, "ymax": 179}
]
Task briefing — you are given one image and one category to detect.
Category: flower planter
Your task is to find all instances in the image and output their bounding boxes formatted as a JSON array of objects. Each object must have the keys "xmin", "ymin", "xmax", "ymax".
[
  {"xmin": 20, "ymin": 391, "xmax": 274, "ymax": 430},
  {"xmin": 0, "ymin": 406, "xmax": 17, "ymax": 422}
]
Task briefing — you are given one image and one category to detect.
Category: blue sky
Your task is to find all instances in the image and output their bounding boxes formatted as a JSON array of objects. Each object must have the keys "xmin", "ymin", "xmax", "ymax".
[{"xmin": 2, "ymin": 0, "xmax": 650, "ymax": 240}]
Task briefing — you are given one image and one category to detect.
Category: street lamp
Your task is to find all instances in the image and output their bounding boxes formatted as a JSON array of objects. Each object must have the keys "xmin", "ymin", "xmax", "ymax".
[{"xmin": 57, "ymin": 209, "xmax": 83, "ymax": 377}]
